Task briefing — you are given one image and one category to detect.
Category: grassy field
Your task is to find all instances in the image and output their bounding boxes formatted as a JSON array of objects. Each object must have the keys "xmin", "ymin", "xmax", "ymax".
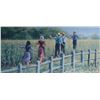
[{"xmin": 1, "ymin": 39, "xmax": 100, "ymax": 71}]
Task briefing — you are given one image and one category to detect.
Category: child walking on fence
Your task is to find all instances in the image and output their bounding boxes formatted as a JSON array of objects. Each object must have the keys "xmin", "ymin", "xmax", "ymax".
[
  {"xmin": 37, "ymin": 35, "xmax": 46, "ymax": 63},
  {"xmin": 50, "ymin": 33, "xmax": 64, "ymax": 57},
  {"xmin": 71, "ymin": 32, "xmax": 79, "ymax": 50},
  {"xmin": 21, "ymin": 41, "xmax": 33, "ymax": 65},
  {"xmin": 54, "ymin": 33, "xmax": 62, "ymax": 57},
  {"xmin": 60, "ymin": 32, "xmax": 67, "ymax": 54}
]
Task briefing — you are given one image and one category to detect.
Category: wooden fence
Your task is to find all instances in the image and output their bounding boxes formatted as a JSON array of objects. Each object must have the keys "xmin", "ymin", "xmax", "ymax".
[{"xmin": 1, "ymin": 49, "xmax": 100, "ymax": 73}]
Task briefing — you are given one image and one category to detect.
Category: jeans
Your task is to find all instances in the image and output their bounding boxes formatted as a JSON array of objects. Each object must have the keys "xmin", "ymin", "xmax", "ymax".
[{"xmin": 55, "ymin": 43, "xmax": 61, "ymax": 57}]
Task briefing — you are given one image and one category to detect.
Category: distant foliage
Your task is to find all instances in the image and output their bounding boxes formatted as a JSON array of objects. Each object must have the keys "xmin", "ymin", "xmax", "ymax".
[
  {"xmin": 1, "ymin": 27, "xmax": 63, "ymax": 39},
  {"xmin": 91, "ymin": 33, "xmax": 100, "ymax": 39}
]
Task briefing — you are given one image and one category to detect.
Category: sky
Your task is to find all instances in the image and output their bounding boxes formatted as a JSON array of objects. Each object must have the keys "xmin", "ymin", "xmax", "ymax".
[{"xmin": 60, "ymin": 27, "xmax": 100, "ymax": 37}]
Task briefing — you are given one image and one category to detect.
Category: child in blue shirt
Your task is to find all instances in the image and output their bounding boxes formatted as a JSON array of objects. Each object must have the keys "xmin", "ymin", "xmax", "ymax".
[
  {"xmin": 71, "ymin": 32, "xmax": 79, "ymax": 49},
  {"xmin": 55, "ymin": 33, "xmax": 62, "ymax": 57},
  {"xmin": 61, "ymin": 32, "xmax": 66, "ymax": 54}
]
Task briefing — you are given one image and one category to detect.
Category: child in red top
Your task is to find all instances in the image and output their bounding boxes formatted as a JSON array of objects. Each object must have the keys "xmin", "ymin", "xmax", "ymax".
[{"xmin": 37, "ymin": 36, "xmax": 46, "ymax": 63}]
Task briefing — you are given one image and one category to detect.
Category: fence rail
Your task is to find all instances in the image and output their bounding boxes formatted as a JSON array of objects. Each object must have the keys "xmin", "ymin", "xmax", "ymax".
[{"xmin": 1, "ymin": 49, "xmax": 100, "ymax": 73}]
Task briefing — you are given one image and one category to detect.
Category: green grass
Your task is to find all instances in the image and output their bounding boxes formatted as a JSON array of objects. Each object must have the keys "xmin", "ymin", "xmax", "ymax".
[{"xmin": 1, "ymin": 39, "xmax": 100, "ymax": 72}]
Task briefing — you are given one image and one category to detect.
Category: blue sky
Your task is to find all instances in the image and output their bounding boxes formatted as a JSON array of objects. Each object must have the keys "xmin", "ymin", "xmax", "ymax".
[{"xmin": 60, "ymin": 27, "xmax": 100, "ymax": 37}]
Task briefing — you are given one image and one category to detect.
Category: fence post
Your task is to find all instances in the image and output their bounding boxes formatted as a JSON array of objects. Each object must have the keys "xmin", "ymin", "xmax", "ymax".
[
  {"xmin": 49, "ymin": 56, "xmax": 53, "ymax": 73},
  {"xmin": 60, "ymin": 53, "xmax": 65, "ymax": 72},
  {"xmin": 59, "ymin": 44, "xmax": 61, "ymax": 54},
  {"xmin": 36, "ymin": 61, "xmax": 40, "ymax": 73},
  {"xmin": 18, "ymin": 63, "xmax": 23, "ymax": 73},
  {"xmin": 94, "ymin": 49, "xmax": 97, "ymax": 67},
  {"xmin": 71, "ymin": 50, "xmax": 75, "ymax": 72},
  {"xmin": 88, "ymin": 49, "xmax": 91, "ymax": 66},
  {"xmin": 81, "ymin": 50, "xmax": 84, "ymax": 66}
]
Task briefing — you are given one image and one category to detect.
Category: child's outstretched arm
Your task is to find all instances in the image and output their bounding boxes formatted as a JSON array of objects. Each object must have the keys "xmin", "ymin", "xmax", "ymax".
[
  {"xmin": 20, "ymin": 45, "xmax": 25, "ymax": 48},
  {"xmin": 37, "ymin": 41, "xmax": 40, "ymax": 45},
  {"xmin": 49, "ymin": 35, "xmax": 56, "ymax": 39},
  {"xmin": 31, "ymin": 47, "xmax": 34, "ymax": 50},
  {"xmin": 65, "ymin": 33, "xmax": 72, "ymax": 39}
]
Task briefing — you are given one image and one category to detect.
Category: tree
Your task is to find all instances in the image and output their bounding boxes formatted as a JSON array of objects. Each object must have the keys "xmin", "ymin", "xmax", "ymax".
[
  {"xmin": 91, "ymin": 33, "xmax": 100, "ymax": 39},
  {"xmin": 1, "ymin": 27, "xmax": 63, "ymax": 39}
]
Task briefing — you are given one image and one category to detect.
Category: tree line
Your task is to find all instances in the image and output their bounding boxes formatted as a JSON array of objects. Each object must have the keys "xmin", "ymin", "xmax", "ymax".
[
  {"xmin": 1, "ymin": 27, "xmax": 100, "ymax": 39},
  {"xmin": 1, "ymin": 27, "xmax": 63, "ymax": 39}
]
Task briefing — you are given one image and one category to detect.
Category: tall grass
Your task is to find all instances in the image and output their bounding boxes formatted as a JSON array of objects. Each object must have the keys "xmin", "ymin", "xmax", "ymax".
[{"xmin": 1, "ymin": 39, "xmax": 100, "ymax": 69}]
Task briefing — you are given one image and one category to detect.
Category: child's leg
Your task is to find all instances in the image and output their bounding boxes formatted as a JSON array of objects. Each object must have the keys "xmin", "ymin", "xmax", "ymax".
[
  {"xmin": 58, "ymin": 44, "xmax": 60, "ymax": 56},
  {"xmin": 61, "ymin": 44, "xmax": 65, "ymax": 54},
  {"xmin": 26, "ymin": 61, "xmax": 29, "ymax": 66},
  {"xmin": 73, "ymin": 40, "xmax": 77, "ymax": 50},
  {"xmin": 63, "ymin": 45, "xmax": 65, "ymax": 54},
  {"xmin": 61, "ymin": 44, "xmax": 64, "ymax": 53},
  {"xmin": 43, "ymin": 47, "xmax": 45, "ymax": 56},
  {"xmin": 55, "ymin": 44, "xmax": 57, "ymax": 57}
]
